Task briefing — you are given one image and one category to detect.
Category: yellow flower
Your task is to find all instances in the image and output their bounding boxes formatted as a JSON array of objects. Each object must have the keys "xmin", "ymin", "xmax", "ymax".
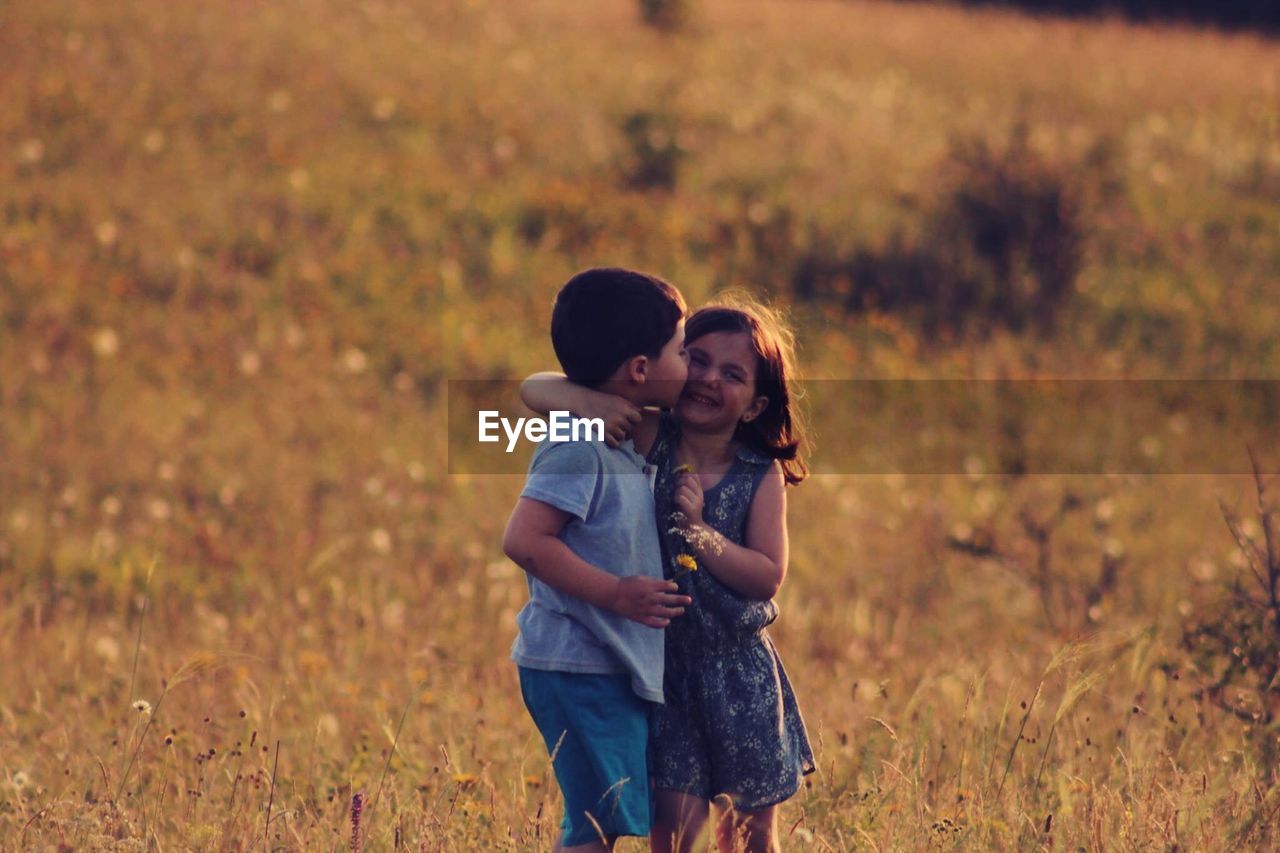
[
  {"xmin": 452, "ymin": 773, "xmax": 478, "ymax": 785},
  {"xmin": 676, "ymin": 554, "xmax": 698, "ymax": 572},
  {"xmin": 674, "ymin": 464, "xmax": 695, "ymax": 475}
]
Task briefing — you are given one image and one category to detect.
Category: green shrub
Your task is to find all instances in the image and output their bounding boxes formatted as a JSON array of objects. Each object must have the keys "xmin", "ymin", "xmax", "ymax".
[
  {"xmin": 929, "ymin": 127, "xmax": 1086, "ymax": 333},
  {"xmin": 1179, "ymin": 455, "xmax": 1280, "ymax": 747},
  {"xmin": 619, "ymin": 110, "xmax": 684, "ymax": 191},
  {"xmin": 791, "ymin": 125, "xmax": 1097, "ymax": 338}
]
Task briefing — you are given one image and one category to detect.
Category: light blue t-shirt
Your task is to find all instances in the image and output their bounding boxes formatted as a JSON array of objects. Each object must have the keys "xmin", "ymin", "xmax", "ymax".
[{"xmin": 510, "ymin": 436, "xmax": 665, "ymax": 703}]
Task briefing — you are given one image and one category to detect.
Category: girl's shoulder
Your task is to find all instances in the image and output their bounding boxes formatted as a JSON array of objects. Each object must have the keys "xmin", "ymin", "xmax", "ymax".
[
  {"xmin": 732, "ymin": 441, "xmax": 773, "ymax": 468},
  {"xmin": 724, "ymin": 443, "xmax": 775, "ymax": 503}
]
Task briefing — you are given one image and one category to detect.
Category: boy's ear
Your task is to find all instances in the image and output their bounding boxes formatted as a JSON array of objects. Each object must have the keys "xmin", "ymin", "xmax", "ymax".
[
  {"xmin": 741, "ymin": 395, "xmax": 769, "ymax": 424},
  {"xmin": 624, "ymin": 354, "xmax": 649, "ymax": 385}
]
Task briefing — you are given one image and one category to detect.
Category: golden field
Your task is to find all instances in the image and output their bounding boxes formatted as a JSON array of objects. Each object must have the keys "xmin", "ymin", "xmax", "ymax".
[{"xmin": 2, "ymin": 0, "xmax": 1280, "ymax": 848}]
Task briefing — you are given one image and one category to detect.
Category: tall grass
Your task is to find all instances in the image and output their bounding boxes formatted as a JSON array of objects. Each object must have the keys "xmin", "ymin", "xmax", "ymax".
[{"xmin": 2, "ymin": 0, "xmax": 1279, "ymax": 847}]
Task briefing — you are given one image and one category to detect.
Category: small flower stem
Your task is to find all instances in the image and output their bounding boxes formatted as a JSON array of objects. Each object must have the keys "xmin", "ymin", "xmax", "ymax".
[{"xmin": 264, "ymin": 739, "xmax": 280, "ymax": 849}]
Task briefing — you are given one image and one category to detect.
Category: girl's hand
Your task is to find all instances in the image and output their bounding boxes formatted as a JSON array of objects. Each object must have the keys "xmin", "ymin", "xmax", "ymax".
[
  {"xmin": 590, "ymin": 396, "xmax": 643, "ymax": 448},
  {"xmin": 673, "ymin": 471, "xmax": 704, "ymax": 528}
]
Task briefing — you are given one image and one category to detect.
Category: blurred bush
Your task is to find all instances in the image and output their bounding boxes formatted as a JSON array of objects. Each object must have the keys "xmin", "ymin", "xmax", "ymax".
[
  {"xmin": 516, "ymin": 181, "xmax": 606, "ymax": 256},
  {"xmin": 619, "ymin": 109, "xmax": 685, "ymax": 191},
  {"xmin": 1177, "ymin": 458, "xmax": 1280, "ymax": 761},
  {"xmin": 790, "ymin": 126, "xmax": 1106, "ymax": 337},
  {"xmin": 638, "ymin": 0, "xmax": 693, "ymax": 31}
]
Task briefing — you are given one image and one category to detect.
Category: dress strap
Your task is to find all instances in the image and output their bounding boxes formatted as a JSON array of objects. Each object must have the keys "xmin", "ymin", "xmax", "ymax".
[{"xmin": 647, "ymin": 411, "xmax": 682, "ymax": 465}]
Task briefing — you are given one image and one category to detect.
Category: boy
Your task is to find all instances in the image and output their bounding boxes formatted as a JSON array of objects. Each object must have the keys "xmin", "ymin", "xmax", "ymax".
[{"xmin": 503, "ymin": 268, "xmax": 692, "ymax": 852}]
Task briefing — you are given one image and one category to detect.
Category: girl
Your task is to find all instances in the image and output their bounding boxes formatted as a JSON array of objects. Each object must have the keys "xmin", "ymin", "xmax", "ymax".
[{"xmin": 522, "ymin": 297, "xmax": 814, "ymax": 852}]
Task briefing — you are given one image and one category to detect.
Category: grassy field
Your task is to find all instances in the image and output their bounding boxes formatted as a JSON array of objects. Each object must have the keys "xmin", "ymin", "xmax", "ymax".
[{"xmin": 3, "ymin": 0, "xmax": 1280, "ymax": 848}]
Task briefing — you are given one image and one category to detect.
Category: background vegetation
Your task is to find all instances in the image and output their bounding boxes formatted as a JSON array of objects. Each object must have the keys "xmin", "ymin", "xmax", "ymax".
[
  {"xmin": 2, "ymin": 0, "xmax": 1279, "ymax": 848},
  {"xmin": 914, "ymin": 0, "xmax": 1280, "ymax": 33}
]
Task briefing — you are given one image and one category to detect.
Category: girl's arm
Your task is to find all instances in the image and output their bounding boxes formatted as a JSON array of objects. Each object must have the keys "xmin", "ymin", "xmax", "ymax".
[
  {"xmin": 520, "ymin": 372, "xmax": 661, "ymax": 453},
  {"xmin": 673, "ymin": 462, "xmax": 788, "ymax": 600}
]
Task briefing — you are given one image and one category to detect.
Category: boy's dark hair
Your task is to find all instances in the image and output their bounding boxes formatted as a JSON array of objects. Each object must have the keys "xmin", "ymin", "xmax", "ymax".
[{"xmin": 551, "ymin": 268, "xmax": 687, "ymax": 388}]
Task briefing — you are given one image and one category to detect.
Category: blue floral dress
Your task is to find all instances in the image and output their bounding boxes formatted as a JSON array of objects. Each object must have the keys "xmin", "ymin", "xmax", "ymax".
[{"xmin": 648, "ymin": 414, "xmax": 815, "ymax": 811}]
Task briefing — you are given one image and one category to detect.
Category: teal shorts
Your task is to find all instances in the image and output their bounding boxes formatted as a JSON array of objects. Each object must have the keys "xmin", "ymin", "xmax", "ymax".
[{"xmin": 518, "ymin": 667, "xmax": 652, "ymax": 845}]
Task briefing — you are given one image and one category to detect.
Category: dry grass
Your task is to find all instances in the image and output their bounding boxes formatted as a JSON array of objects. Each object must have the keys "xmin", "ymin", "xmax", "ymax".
[{"xmin": 2, "ymin": 0, "xmax": 1279, "ymax": 848}]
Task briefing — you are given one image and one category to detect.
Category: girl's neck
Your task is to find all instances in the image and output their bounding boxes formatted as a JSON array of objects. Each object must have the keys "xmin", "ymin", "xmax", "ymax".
[{"xmin": 676, "ymin": 424, "xmax": 736, "ymax": 470}]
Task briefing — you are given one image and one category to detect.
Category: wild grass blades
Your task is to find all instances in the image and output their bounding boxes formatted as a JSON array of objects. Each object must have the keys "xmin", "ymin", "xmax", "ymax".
[
  {"xmin": 951, "ymin": 673, "xmax": 986, "ymax": 805},
  {"xmin": 111, "ymin": 553, "xmax": 159, "ymax": 814},
  {"xmin": 1221, "ymin": 449, "xmax": 1279, "ymax": 613},
  {"xmin": 263, "ymin": 739, "xmax": 280, "ymax": 849},
  {"xmin": 125, "ymin": 555, "xmax": 159, "ymax": 718},
  {"xmin": 114, "ymin": 652, "xmax": 225, "ymax": 805},
  {"xmin": 1034, "ymin": 653, "xmax": 1121, "ymax": 789},
  {"xmin": 144, "ymin": 724, "xmax": 174, "ymax": 837},
  {"xmin": 5, "ymin": 0, "xmax": 1280, "ymax": 847},
  {"xmin": 996, "ymin": 637, "xmax": 1098, "ymax": 797},
  {"xmin": 365, "ymin": 679, "xmax": 424, "ymax": 843},
  {"xmin": 219, "ymin": 723, "xmax": 255, "ymax": 845},
  {"xmin": 17, "ymin": 804, "xmax": 55, "ymax": 850},
  {"xmin": 582, "ymin": 809, "xmax": 609, "ymax": 848}
]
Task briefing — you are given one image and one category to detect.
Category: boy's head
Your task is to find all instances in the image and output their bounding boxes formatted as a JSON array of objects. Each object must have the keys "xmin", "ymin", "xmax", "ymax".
[{"xmin": 551, "ymin": 268, "xmax": 687, "ymax": 406}]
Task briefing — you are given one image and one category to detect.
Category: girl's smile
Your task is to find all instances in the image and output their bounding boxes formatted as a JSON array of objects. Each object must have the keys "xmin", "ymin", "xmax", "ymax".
[
  {"xmin": 683, "ymin": 390, "xmax": 721, "ymax": 408},
  {"xmin": 675, "ymin": 331, "xmax": 767, "ymax": 431}
]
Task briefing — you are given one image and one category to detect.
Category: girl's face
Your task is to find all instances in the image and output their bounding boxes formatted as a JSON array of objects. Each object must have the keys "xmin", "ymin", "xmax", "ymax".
[{"xmin": 675, "ymin": 331, "xmax": 768, "ymax": 433}]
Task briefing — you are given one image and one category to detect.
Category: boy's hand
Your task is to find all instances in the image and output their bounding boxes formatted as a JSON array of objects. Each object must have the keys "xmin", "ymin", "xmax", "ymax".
[
  {"xmin": 673, "ymin": 471, "xmax": 704, "ymax": 528},
  {"xmin": 610, "ymin": 577, "xmax": 691, "ymax": 628},
  {"xmin": 588, "ymin": 396, "xmax": 642, "ymax": 448}
]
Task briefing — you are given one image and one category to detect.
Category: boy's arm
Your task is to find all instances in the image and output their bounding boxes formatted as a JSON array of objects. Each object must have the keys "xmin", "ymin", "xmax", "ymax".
[
  {"xmin": 520, "ymin": 372, "xmax": 643, "ymax": 448},
  {"xmin": 673, "ymin": 463, "xmax": 788, "ymax": 600},
  {"xmin": 502, "ymin": 497, "xmax": 690, "ymax": 628}
]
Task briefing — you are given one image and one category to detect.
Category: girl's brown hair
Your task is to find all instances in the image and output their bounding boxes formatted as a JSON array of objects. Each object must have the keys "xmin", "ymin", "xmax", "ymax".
[{"xmin": 684, "ymin": 295, "xmax": 809, "ymax": 485}]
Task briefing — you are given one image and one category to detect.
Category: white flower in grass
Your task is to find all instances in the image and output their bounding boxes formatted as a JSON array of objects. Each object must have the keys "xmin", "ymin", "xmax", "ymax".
[
  {"xmin": 92, "ymin": 327, "xmax": 120, "ymax": 358},
  {"xmin": 342, "ymin": 347, "xmax": 369, "ymax": 374}
]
